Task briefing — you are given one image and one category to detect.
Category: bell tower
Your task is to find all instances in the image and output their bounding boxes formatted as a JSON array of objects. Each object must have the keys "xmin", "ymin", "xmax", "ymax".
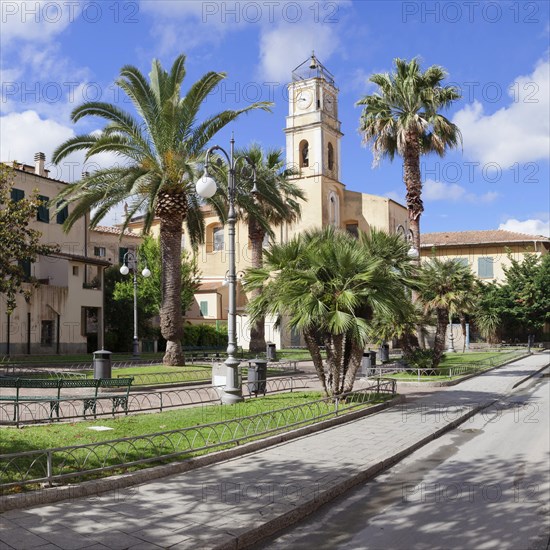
[{"xmin": 285, "ymin": 53, "xmax": 344, "ymax": 229}]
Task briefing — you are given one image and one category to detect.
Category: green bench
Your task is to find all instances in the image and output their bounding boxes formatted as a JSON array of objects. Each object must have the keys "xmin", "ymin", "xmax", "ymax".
[{"xmin": 0, "ymin": 377, "xmax": 134, "ymax": 423}]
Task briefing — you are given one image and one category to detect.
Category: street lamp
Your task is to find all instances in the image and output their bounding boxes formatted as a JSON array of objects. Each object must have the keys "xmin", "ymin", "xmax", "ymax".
[
  {"xmin": 195, "ymin": 135, "xmax": 257, "ymax": 404},
  {"xmin": 120, "ymin": 250, "xmax": 151, "ymax": 358},
  {"xmin": 447, "ymin": 312, "xmax": 456, "ymax": 353},
  {"xmin": 396, "ymin": 224, "xmax": 419, "ymax": 259}
]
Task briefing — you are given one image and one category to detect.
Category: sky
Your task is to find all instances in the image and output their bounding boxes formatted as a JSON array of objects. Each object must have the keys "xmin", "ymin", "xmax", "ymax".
[{"xmin": 1, "ymin": 0, "xmax": 549, "ymax": 236}]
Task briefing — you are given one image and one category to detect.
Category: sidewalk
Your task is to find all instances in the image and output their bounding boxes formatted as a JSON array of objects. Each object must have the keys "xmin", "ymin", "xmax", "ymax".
[{"xmin": 0, "ymin": 352, "xmax": 548, "ymax": 550}]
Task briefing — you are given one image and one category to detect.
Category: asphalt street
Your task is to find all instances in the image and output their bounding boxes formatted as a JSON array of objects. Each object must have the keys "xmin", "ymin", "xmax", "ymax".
[{"xmin": 260, "ymin": 372, "xmax": 550, "ymax": 550}]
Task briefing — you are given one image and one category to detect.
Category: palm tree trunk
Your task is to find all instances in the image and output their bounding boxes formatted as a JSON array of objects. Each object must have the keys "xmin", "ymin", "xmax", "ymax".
[
  {"xmin": 404, "ymin": 130, "xmax": 424, "ymax": 348},
  {"xmin": 248, "ymin": 219, "xmax": 267, "ymax": 353},
  {"xmin": 432, "ymin": 308, "xmax": 448, "ymax": 368},
  {"xmin": 342, "ymin": 340, "xmax": 364, "ymax": 393},
  {"xmin": 460, "ymin": 313, "xmax": 467, "ymax": 352},
  {"xmin": 158, "ymin": 202, "xmax": 185, "ymax": 366},
  {"xmin": 303, "ymin": 328, "xmax": 328, "ymax": 395}
]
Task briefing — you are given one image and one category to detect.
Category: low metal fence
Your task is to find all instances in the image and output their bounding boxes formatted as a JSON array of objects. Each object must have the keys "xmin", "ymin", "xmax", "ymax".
[
  {"xmin": 367, "ymin": 351, "xmax": 525, "ymax": 381},
  {"xmin": 0, "ymin": 379, "xmax": 396, "ymax": 492},
  {"xmin": 116, "ymin": 368, "xmax": 212, "ymax": 386},
  {"xmin": 0, "ymin": 376, "xmax": 313, "ymax": 426}
]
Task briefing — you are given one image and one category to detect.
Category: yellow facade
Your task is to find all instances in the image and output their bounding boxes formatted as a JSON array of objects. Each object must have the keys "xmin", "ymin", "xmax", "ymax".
[
  {"xmin": 420, "ymin": 233, "xmax": 549, "ymax": 283},
  {"xmin": 1, "ymin": 159, "xmax": 142, "ymax": 355}
]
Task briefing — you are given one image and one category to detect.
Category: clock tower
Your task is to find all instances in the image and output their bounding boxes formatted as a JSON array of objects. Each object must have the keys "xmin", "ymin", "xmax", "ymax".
[{"xmin": 285, "ymin": 53, "xmax": 344, "ymax": 230}]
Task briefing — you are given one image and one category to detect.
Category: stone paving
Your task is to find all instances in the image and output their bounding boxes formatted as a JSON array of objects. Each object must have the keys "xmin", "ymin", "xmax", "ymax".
[{"xmin": 0, "ymin": 352, "xmax": 548, "ymax": 550}]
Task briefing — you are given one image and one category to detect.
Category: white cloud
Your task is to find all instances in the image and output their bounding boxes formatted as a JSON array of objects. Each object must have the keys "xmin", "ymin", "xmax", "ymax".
[
  {"xmin": 0, "ymin": 0, "xmax": 80, "ymax": 47},
  {"xmin": 423, "ymin": 179, "xmax": 498, "ymax": 204},
  {"xmin": 453, "ymin": 57, "xmax": 550, "ymax": 166},
  {"xmin": 258, "ymin": 23, "xmax": 340, "ymax": 82},
  {"xmin": 0, "ymin": 110, "xmax": 124, "ymax": 182},
  {"xmin": 498, "ymin": 218, "xmax": 550, "ymax": 237}
]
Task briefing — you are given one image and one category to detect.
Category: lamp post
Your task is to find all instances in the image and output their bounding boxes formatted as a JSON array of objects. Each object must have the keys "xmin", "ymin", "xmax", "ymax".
[
  {"xmin": 195, "ymin": 135, "xmax": 257, "ymax": 404},
  {"xmin": 396, "ymin": 224, "xmax": 419, "ymax": 259},
  {"xmin": 120, "ymin": 251, "xmax": 151, "ymax": 358},
  {"xmin": 447, "ymin": 312, "xmax": 456, "ymax": 353}
]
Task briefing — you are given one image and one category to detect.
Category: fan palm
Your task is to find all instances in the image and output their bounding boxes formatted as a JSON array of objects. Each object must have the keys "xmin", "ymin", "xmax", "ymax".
[
  {"xmin": 244, "ymin": 227, "xmax": 406, "ymax": 397},
  {"xmin": 230, "ymin": 144, "xmax": 304, "ymax": 352},
  {"xmin": 417, "ymin": 258, "xmax": 476, "ymax": 367},
  {"xmin": 356, "ymin": 58, "xmax": 462, "ymax": 253},
  {"xmin": 52, "ymin": 54, "xmax": 271, "ymax": 365}
]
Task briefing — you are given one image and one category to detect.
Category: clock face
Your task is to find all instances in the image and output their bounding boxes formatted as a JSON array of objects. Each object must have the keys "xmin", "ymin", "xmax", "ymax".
[
  {"xmin": 296, "ymin": 89, "xmax": 313, "ymax": 110},
  {"xmin": 324, "ymin": 94, "xmax": 335, "ymax": 114}
]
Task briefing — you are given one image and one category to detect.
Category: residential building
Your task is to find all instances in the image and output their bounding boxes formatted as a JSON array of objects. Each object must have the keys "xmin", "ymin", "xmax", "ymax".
[
  {"xmin": 0, "ymin": 155, "xmax": 142, "ymax": 355},
  {"xmin": 420, "ymin": 230, "xmax": 550, "ymax": 283}
]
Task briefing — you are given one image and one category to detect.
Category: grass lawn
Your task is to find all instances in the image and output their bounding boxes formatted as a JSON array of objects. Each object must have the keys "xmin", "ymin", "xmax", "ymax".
[
  {"xmin": 0, "ymin": 390, "xmax": 391, "ymax": 489},
  {"xmin": 385, "ymin": 350, "xmax": 523, "ymax": 381}
]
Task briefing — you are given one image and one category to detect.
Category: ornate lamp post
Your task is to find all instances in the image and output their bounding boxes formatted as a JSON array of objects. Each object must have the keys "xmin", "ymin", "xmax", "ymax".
[
  {"xmin": 120, "ymin": 251, "xmax": 151, "ymax": 358},
  {"xmin": 396, "ymin": 224, "xmax": 420, "ymax": 259},
  {"xmin": 195, "ymin": 136, "xmax": 257, "ymax": 404}
]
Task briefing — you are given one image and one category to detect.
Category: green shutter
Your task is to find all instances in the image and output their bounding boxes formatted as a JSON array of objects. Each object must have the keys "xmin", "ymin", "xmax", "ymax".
[
  {"xmin": 56, "ymin": 202, "xmax": 68, "ymax": 224},
  {"xmin": 37, "ymin": 195, "xmax": 50, "ymax": 223},
  {"xmin": 10, "ymin": 188, "xmax": 25, "ymax": 202}
]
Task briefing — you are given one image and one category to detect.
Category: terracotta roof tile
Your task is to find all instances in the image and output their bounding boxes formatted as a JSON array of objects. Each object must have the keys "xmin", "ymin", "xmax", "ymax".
[
  {"xmin": 197, "ymin": 281, "xmax": 225, "ymax": 292},
  {"xmin": 420, "ymin": 230, "xmax": 550, "ymax": 247}
]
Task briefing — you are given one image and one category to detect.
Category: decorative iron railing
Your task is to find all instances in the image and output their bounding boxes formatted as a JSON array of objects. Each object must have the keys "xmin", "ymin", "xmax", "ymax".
[
  {"xmin": 0, "ymin": 376, "xmax": 313, "ymax": 426},
  {"xmin": 0, "ymin": 379, "xmax": 396, "ymax": 492}
]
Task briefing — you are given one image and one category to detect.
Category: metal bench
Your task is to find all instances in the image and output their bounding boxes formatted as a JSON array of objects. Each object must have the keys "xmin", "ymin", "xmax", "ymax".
[{"xmin": 0, "ymin": 377, "xmax": 134, "ymax": 423}]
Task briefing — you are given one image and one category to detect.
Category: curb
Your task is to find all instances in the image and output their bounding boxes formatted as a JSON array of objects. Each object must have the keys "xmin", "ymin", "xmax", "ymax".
[
  {"xmin": 511, "ymin": 363, "xmax": 550, "ymax": 389},
  {"xmin": 0, "ymin": 395, "xmax": 402, "ymax": 513},
  {"xmin": 389, "ymin": 352, "xmax": 532, "ymax": 388}
]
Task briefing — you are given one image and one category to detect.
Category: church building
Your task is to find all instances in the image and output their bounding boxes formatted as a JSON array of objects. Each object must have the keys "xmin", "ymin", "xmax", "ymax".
[{"xmin": 129, "ymin": 55, "xmax": 408, "ymax": 349}]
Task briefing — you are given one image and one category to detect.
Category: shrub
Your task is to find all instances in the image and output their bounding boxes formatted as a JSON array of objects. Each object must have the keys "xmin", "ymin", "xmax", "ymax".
[
  {"xmin": 182, "ymin": 324, "xmax": 228, "ymax": 348},
  {"xmin": 405, "ymin": 349, "xmax": 445, "ymax": 369}
]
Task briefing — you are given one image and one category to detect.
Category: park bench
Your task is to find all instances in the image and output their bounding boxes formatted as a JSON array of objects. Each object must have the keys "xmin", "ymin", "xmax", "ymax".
[{"xmin": 0, "ymin": 377, "xmax": 134, "ymax": 423}]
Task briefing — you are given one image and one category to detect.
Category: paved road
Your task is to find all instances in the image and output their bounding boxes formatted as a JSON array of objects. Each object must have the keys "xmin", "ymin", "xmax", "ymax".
[
  {"xmin": 260, "ymin": 373, "xmax": 550, "ymax": 550},
  {"xmin": 0, "ymin": 352, "xmax": 548, "ymax": 549}
]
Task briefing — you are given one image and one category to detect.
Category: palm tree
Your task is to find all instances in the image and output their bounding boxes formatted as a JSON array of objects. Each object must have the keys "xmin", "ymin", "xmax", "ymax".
[
  {"xmin": 52, "ymin": 54, "xmax": 271, "ymax": 365},
  {"xmin": 244, "ymin": 227, "xmax": 406, "ymax": 397},
  {"xmin": 230, "ymin": 144, "xmax": 304, "ymax": 353},
  {"xmin": 359, "ymin": 228, "xmax": 422, "ymax": 355},
  {"xmin": 417, "ymin": 258, "xmax": 476, "ymax": 367},
  {"xmin": 356, "ymin": 58, "xmax": 462, "ymax": 254}
]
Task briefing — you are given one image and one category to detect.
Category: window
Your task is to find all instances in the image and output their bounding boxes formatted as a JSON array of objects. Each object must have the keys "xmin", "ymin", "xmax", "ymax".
[
  {"xmin": 36, "ymin": 195, "xmax": 49, "ymax": 223},
  {"xmin": 11, "ymin": 188, "xmax": 24, "ymax": 202},
  {"xmin": 328, "ymin": 143, "xmax": 334, "ymax": 171},
  {"xmin": 94, "ymin": 246, "xmax": 106, "ymax": 257},
  {"xmin": 72, "ymin": 266, "xmax": 79, "ymax": 276},
  {"xmin": 119, "ymin": 247, "xmax": 129, "ymax": 265},
  {"xmin": 41, "ymin": 320, "xmax": 54, "ymax": 346},
  {"xmin": 56, "ymin": 202, "xmax": 68, "ymax": 224},
  {"xmin": 199, "ymin": 301, "xmax": 209, "ymax": 317},
  {"xmin": 19, "ymin": 259, "xmax": 31, "ymax": 279},
  {"xmin": 213, "ymin": 227, "xmax": 224, "ymax": 252},
  {"xmin": 455, "ymin": 258, "xmax": 469, "ymax": 268},
  {"xmin": 346, "ymin": 223, "xmax": 359, "ymax": 238},
  {"xmin": 478, "ymin": 257, "xmax": 494, "ymax": 279},
  {"xmin": 299, "ymin": 140, "xmax": 309, "ymax": 167}
]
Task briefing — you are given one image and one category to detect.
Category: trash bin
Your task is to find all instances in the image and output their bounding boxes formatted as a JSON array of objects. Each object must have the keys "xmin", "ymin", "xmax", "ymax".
[
  {"xmin": 93, "ymin": 350, "xmax": 112, "ymax": 379},
  {"xmin": 247, "ymin": 358, "xmax": 267, "ymax": 396},
  {"xmin": 266, "ymin": 342, "xmax": 277, "ymax": 361},
  {"xmin": 370, "ymin": 350, "xmax": 377, "ymax": 367},
  {"xmin": 361, "ymin": 352, "xmax": 371, "ymax": 376},
  {"xmin": 379, "ymin": 344, "xmax": 390, "ymax": 363}
]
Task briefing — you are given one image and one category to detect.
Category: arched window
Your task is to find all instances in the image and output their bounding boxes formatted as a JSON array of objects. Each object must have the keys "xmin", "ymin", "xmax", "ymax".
[
  {"xmin": 328, "ymin": 143, "xmax": 334, "ymax": 171},
  {"xmin": 328, "ymin": 191, "xmax": 340, "ymax": 227},
  {"xmin": 299, "ymin": 140, "xmax": 309, "ymax": 168}
]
